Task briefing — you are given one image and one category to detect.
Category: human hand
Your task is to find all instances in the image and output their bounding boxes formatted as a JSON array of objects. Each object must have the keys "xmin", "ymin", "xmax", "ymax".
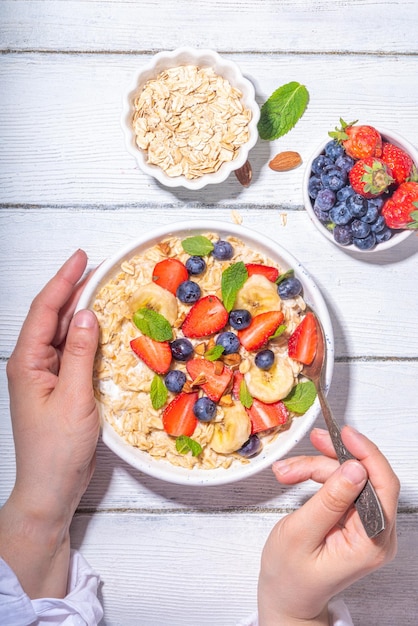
[
  {"xmin": 257, "ymin": 426, "xmax": 400, "ymax": 625},
  {"xmin": 0, "ymin": 249, "xmax": 99, "ymax": 597}
]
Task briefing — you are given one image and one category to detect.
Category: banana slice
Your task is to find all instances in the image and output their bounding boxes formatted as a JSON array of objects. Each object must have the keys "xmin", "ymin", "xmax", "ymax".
[
  {"xmin": 234, "ymin": 274, "xmax": 281, "ymax": 316},
  {"xmin": 245, "ymin": 356, "xmax": 295, "ymax": 403},
  {"xmin": 130, "ymin": 282, "xmax": 178, "ymax": 325},
  {"xmin": 211, "ymin": 402, "xmax": 251, "ymax": 455}
]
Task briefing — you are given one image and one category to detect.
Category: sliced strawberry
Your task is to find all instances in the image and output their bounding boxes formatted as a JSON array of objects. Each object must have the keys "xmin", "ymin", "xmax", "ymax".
[
  {"xmin": 248, "ymin": 398, "xmax": 289, "ymax": 434},
  {"xmin": 152, "ymin": 258, "xmax": 188, "ymax": 295},
  {"xmin": 288, "ymin": 312, "xmax": 318, "ymax": 365},
  {"xmin": 238, "ymin": 310, "xmax": 285, "ymax": 351},
  {"xmin": 181, "ymin": 295, "xmax": 228, "ymax": 338},
  {"xmin": 162, "ymin": 391, "xmax": 198, "ymax": 437},
  {"xmin": 245, "ymin": 263, "xmax": 279, "ymax": 282},
  {"xmin": 130, "ymin": 335, "xmax": 172, "ymax": 374},
  {"xmin": 186, "ymin": 358, "xmax": 233, "ymax": 402},
  {"xmin": 232, "ymin": 371, "xmax": 244, "ymax": 400}
]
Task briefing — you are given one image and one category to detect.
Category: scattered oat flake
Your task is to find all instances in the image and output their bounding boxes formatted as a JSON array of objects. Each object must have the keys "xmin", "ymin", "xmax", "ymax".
[
  {"xmin": 231, "ymin": 210, "xmax": 243, "ymax": 225},
  {"xmin": 280, "ymin": 213, "xmax": 288, "ymax": 227}
]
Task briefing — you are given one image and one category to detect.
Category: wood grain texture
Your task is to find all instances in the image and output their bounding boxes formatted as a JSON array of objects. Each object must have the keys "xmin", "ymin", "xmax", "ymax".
[{"xmin": 1, "ymin": 2, "xmax": 417, "ymax": 624}]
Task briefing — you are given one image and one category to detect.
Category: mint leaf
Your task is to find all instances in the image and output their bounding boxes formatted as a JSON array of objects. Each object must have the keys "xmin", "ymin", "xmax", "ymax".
[
  {"xmin": 283, "ymin": 381, "xmax": 317, "ymax": 414},
  {"xmin": 205, "ymin": 345, "xmax": 225, "ymax": 361},
  {"xmin": 406, "ymin": 209, "xmax": 418, "ymax": 229},
  {"xmin": 276, "ymin": 269, "xmax": 294, "ymax": 285},
  {"xmin": 269, "ymin": 324, "xmax": 287, "ymax": 340},
  {"xmin": 176, "ymin": 435, "xmax": 203, "ymax": 457},
  {"xmin": 239, "ymin": 379, "xmax": 253, "ymax": 409},
  {"xmin": 258, "ymin": 82, "xmax": 309, "ymax": 141},
  {"xmin": 133, "ymin": 308, "xmax": 173, "ymax": 341},
  {"xmin": 221, "ymin": 262, "xmax": 248, "ymax": 312},
  {"xmin": 150, "ymin": 375, "xmax": 168, "ymax": 410},
  {"xmin": 181, "ymin": 235, "xmax": 214, "ymax": 256}
]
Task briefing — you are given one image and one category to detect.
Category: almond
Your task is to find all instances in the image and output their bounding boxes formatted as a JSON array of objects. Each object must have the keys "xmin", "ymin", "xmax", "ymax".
[
  {"xmin": 269, "ymin": 151, "xmax": 302, "ymax": 172},
  {"xmin": 234, "ymin": 160, "xmax": 252, "ymax": 187}
]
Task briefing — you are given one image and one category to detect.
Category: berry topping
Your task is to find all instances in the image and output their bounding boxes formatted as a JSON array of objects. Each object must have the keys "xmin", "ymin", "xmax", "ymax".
[
  {"xmin": 162, "ymin": 392, "xmax": 198, "ymax": 437},
  {"xmin": 193, "ymin": 397, "xmax": 217, "ymax": 422},
  {"xmin": 229, "ymin": 309, "xmax": 252, "ymax": 330},
  {"xmin": 245, "ymin": 263, "xmax": 279, "ymax": 282},
  {"xmin": 288, "ymin": 312, "xmax": 318, "ymax": 366},
  {"xmin": 152, "ymin": 258, "xmax": 189, "ymax": 295},
  {"xmin": 254, "ymin": 349, "xmax": 275, "ymax": 370},
  {"xmin": 170, "ymin": 338, "xmax": 194, "ymax": 361},
  {"xmin": 212, "ymin": 239, "xmax": 234, "ymax": 260},
  {"xmin": 185, "ymin": 255, "xmax": 207, "ymax": 276},
  {"xmin": 176, "ymin": 280, "xmax": 201, "ymax": 303},
  {"xmin": 164, "ymin": 370, "xmax": 187, "ymax": 393},
  {"xmin": 186, "ymin": 358, "xmax": 233, "ymax": 402},
  {"xmin": 130, "ymin": 335, "xmax": 172, "ymax": 374},
  {"xmin": 216, "ymin": 331, "xmax": 240, "ymax": 354},
  {"xmin": 238, "ymin": 310, "xmax": 285, "ymax": 352},
  {"xmin": 278, "ymin": 276, "xmax": 303, "ymax": 299},
  {"xmin": 181, "ymin": 295, "xmax": 229, "ymax": 338}
]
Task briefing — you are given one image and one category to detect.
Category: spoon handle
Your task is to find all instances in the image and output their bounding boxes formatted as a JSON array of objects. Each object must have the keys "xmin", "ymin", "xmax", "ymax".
[{"xmin": 317, "ymin": 387, "xmax": 385, "ymax": 539}]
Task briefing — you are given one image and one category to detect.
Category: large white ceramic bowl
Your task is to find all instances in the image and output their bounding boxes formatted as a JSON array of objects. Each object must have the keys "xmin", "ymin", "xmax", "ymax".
[
  {"xmin": 303, "ymin": 128, "xmax": 417, "ymax": 253},
  {"xmin": 121, "ymin": 48, "xmax": 260, "ymax": 190},
  {"xmin": 77, "ymin": 220, "xmax": 334, "ymax": 486}
]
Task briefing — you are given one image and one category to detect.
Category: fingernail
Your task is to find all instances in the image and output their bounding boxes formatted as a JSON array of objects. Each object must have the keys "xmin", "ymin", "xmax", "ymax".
[
  {"xmin": 342, "ymin": 461, "xmax": 367, "ymax": 486},
  {"xmin": 312, "ymin": 427, "xmax": 328, "ymax": 437},
  {"xmin": 272, "ymin": 459, "xmax": 291, "ymax": 475},
  {"xmin": 74, "ymin": 309, "xmax": 96, "ymax": 329}
]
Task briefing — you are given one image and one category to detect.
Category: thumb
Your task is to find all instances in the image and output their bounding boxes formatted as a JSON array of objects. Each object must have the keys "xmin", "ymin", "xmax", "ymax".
[
  {"xmin": 57, "ymin": 309, "xmax": 99, "ymax": 401},
  {"xmin": 292, "ymin": 460, "xmax": 368, "ymax": 548}
]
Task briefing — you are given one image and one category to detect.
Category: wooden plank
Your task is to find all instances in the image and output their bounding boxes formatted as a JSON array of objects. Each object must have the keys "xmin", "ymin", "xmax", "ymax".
[
  {"xmin": 2, "ymin": 360, "xmax": 417, "ymax": 510},
  {"xmin": 1, "ymin": 1, "xmax": 417, "ymax": 54},
  {"xmin": 68, "ymin": 511, "xmax": 418, "ymax": 625},
  {"xmin": 1, "ymin": 208, "xmax": 417, "ymax": 358},
  {"xmin": 1, "ymin": 54, "xmax": 418, "ymax": 205}
]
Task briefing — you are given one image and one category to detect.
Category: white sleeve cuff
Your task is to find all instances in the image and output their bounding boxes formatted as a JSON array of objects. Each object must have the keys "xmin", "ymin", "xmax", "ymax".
[{"xmin": 0, "ymin": 550, "xmax": 103, "ymax": 625}]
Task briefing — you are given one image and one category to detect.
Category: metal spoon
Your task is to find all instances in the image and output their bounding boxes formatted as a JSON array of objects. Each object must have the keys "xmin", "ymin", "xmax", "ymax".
[{"xmin": 302, "ymin": 314, "xmax": 385, "ymax": 539}]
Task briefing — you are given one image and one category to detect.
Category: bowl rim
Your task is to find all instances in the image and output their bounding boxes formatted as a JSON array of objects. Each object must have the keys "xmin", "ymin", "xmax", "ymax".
[
  {"xmin": 303, "ymin": 127, "xmax": 416, "ymax": 253},
  {"xmin": 76, "ymin": 219, "xmax": 334, "ymax": 486},
  {"xmin": 120, "ymin": 47, "xmax": 260, "ymax": 190}
]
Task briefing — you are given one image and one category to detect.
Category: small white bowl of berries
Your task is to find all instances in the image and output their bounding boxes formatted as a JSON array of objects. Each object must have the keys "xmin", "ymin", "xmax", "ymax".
[{"xmin": 303, "ymin": 120, "xmax": 418, "ymax": 252}]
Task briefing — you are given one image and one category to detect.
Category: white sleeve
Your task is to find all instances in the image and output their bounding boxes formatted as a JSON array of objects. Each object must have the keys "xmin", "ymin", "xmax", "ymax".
[
  {"xmin": 0, "ymin": 550, "xmax": 103, "ymax": 626},
  {"xmin": 236, "ymin": 597, "xmax": 353, "ymax": 626}
]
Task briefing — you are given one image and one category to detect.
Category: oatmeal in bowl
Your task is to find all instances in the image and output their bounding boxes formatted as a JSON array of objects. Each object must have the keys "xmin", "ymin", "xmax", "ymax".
[{"xmin": 77, "ymin": 221, "xmax": 334, "ymax": 485}]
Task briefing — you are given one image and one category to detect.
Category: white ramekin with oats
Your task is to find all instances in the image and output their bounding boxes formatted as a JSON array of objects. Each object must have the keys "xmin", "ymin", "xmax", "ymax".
[{"xmin": 77, "ymin": 221, "xmax": 334, "ymax": 486}]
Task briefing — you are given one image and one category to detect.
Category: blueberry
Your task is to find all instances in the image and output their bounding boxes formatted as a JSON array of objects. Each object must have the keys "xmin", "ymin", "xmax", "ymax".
[
  {"xmin": 346, "ymin": 193, "xmax": 367, "ymax": 218},
  {"xmin": 176, "ymin": 280, "xmax": 201, "ymax": 303},
  {"xmin": 313, "ymin": 204, "xmax": 331, "ymax": 223},
  {"xmin": 321, "ymin": 167, "xmax": 347, "ymax": 191},
  {"xmin": 164, "ymin": 370, "xmax": 186, "ymax": 393},
  {"xmin": 337, "ymin": 185, "xmax": 355, "ymax": 202},
  {"xmin": 335, "ymin": 153, "xmax": 355, "ymax": 173},
  {"xmin": 375, "ymin": 227, "xmax": 393, "ymax": 243},
  {"xmin": 278, "ymin": 276, "xmax": 303, "ymax": 299},
  {"xmin": 237, "ymin": 435, "xmax": 262, "ymax": 458},
  {"xmin": 193, "ymin": 397, "xmax": 217, "ymax": 422},
  {"xmin": 186, "ymin": 256, "xmax": 206, "ymax": 276},
  {"xmin": 351, "ymin": 219, "xmax": 371, "ymax": 239},
  {"xmin": 314, "ymin": 188, "xmax": 336, "ymax": 212},
  {"xmin": 170, "ymin": 338, "xmax": 194, "ymax": 361},
  {"xmin": 361, "ymin": 203, "xmax": 380, "ymax": 224},
  {"xmin": 371, "ymin": 215, "xmax": 387, "ymax": 233},
  {"xmin": 308, "ymin": 175, "xmax": 322, "ymax": 199},
  {"xmin": 216, "ymin": 331, "xmax": 240, "ymax": 354},
  {"xmin": 329, "ymin": 203, "xmax": 352, "ymax": 225},
  {"xmin": 229, "ymin": 309, "xmax": 252, "ymax": 330},
  {"xmin": 255, "ymin": 349, "xmax": 275, "ymax": 370},
  {"xmin": 311, "ymin": 154, "xmax": 333, "ymax": 175},
  {"xmin": 334, "ymin": 224, "xmax": 353, "ymax": 246},
  {"xmin": 324, "ymin": 140, "xmax": 345, "ymax": 161},
  {"xmin": 213, "ymin": 240, "xmax": 233, "ymax": 260},
  {"xmin": 353, "ymin": 232, "xmax": 376, "ymax": 250}
]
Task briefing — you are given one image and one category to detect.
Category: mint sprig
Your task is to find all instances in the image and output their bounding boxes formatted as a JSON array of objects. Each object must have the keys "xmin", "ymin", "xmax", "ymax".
[
  {"xmin": 239, "ymin": 379, "xmax": 253, "ymax": 409},
  {"xmin": 283, "ymin": 381, "xmax": 317, "ymax": 414},
  {"xmin": 176, "ymin": 435, "xmax": 203, "ymax": 457},
  {"xmin": 205, "ymin": 345, "xmax": 225, "ymax": 361},
  {"xmin": 258, "ymin": 82, "xmax": 309, "ymax": 141},
  {"xmin": 221, "ymin": 262, "xmax": 248, "ymax": 312},
  {"xmin": 181, "ymin": 235, "xmax": 214, "ymax": 256},
  {"xmin": 133, "ymin": 308, "xmax": 173, "ymax": 342},
  {"xmin": 150, "ymin": 375, "xmax": 168, "ymax": 410},
  {"xmin": 269, "ymin": 324, "xmax": 287, "ymax": 340},
  {"xmin": 276, "ymin": 269, "xmax": 294, "ymax": 286}
]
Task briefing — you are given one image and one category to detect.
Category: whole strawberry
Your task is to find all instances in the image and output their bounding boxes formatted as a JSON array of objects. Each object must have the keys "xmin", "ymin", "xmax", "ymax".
[
  {"xmin": 382, "ymin": 181, "xmax": 418, "ymax": 229},
  {"xmin": 329, "ymin": 118, "xmax": 382, "ymax": 159},
  {"xmin": 381, "ymin": 142, "xmax": 415, "ymax": 185},
  {"xmin": 348, "ymin": 157, "xmax": 394, "ymax": 198}
]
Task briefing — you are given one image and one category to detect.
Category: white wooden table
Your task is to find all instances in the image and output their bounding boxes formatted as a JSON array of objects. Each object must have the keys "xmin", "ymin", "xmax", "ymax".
[{"xmin": 1, "ymin": 2, "xmax": 417, "ymax": 624}]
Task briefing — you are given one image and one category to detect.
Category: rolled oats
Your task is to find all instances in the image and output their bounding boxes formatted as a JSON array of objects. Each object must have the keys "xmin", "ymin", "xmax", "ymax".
[{"xmin": 132, "ymin": 65, "xmax": 252, "ymax": 179}]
